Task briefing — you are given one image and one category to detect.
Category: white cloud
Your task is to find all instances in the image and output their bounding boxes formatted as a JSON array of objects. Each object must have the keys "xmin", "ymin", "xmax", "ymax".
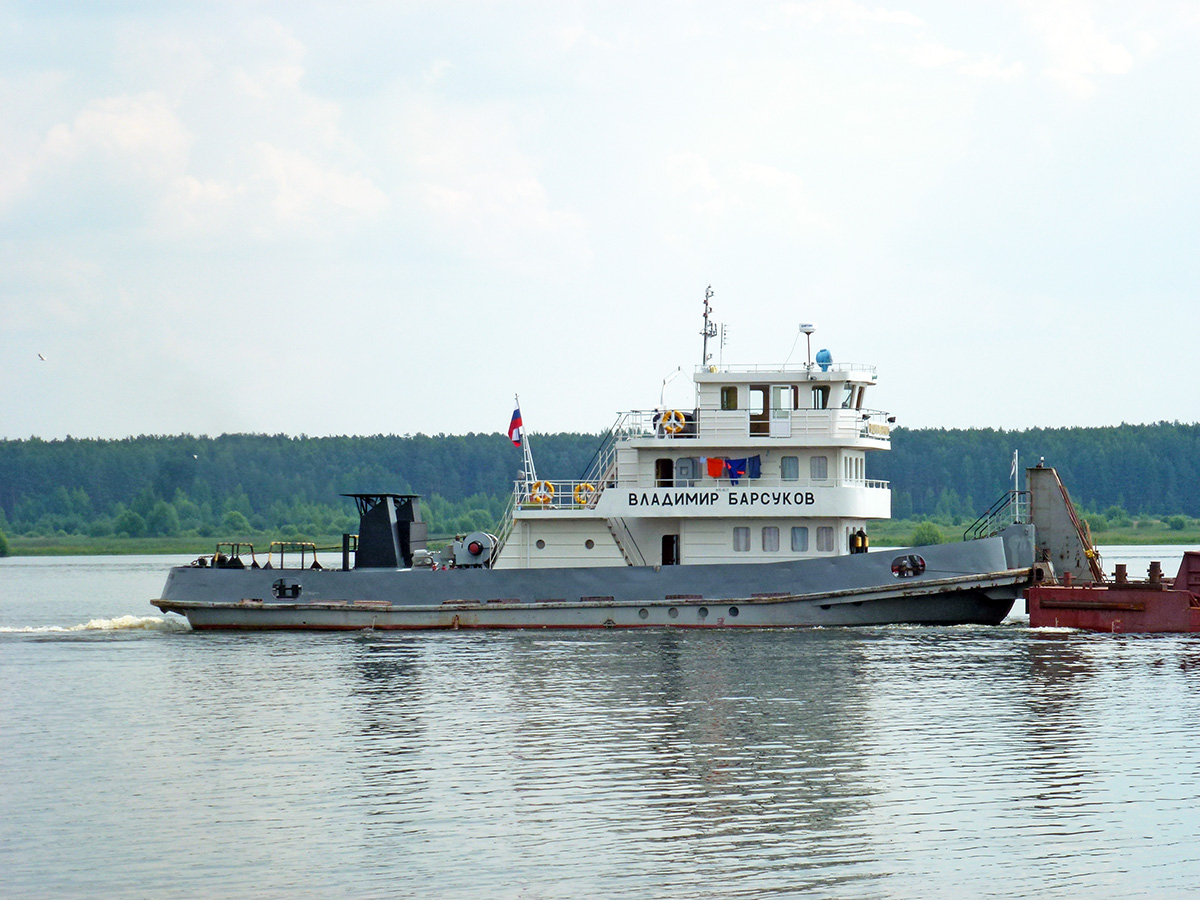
[
  {"xmin": 10, "ymin": 14, "xmax": 388, "ymax": 239},
  {"xmin": 41, "ymin": 92, "xmax": 190, "ymax": 178},
  {"xmin": 664, "ymin": 154, "xmax": 826, "ymax": 232},
  {"xmin": 1022, "ymin": 0, "xmax": 1136, "ymax": 96},
  {"xmin": 958, "ymin": 56, "xmax": 1026, "ymax": 80},
  {"xmin": 901, "ymin": 40, "xmax": 969, "ymax": 69},
  {"xmin": 398, "ymin": 97, "xmax": 589, "ymax": 270},
  {"xmin": 254, "ymin": 142, "xmax": 388, "ymax": 223},
  {"xmin": 780, "ymin": 0, "xmax": 924, "ymax": 29}
]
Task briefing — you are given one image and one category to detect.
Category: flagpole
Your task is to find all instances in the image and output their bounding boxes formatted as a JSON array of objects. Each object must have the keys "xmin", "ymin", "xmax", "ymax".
[{"xmin": 516, "ymin": 393, "xmax": 537, "ymax": 486}]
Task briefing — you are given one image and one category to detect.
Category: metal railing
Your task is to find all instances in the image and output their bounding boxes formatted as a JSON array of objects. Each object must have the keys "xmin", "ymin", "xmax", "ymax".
[
  {"xmin": 583, "ymin": 407, "xmax": 892, "ymax": 448},
  {"xmin": 698, "ymin": 362, "xmax": 878, "ymax": 376},
  {"xmin": 963, "ymin": 490, "xmax": 1031, "ymax": 541}
]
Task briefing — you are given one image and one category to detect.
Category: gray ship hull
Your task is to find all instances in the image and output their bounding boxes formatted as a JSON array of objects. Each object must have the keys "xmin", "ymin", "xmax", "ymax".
[{"xmin": 154, "ymin": 526, "xmax": 1039, "ymax": 630}]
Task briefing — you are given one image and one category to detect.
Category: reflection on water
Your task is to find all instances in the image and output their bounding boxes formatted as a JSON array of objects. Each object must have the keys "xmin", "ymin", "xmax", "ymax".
[
  {"xmin": 3, "ymin": 556, "xmax": 1200, "ymax": 898},
  {"xmin": 346, "ymin": 632, "xmax": 880, "ymax": 897}
]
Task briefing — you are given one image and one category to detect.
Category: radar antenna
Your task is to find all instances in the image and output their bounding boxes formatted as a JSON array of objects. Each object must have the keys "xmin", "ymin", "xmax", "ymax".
[{"xmin": 701, "ymin": 286, "xmax": 717, "ymax": 367}]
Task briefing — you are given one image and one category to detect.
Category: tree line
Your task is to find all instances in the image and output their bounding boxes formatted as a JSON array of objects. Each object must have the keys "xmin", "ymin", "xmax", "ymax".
[{"xmin": 0, "ymin": 422, "xmax": 1198, "ymax": 541}]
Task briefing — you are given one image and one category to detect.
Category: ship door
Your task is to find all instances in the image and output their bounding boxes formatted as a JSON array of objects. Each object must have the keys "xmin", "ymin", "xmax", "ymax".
[
  {"xmin": 655, "ymin": 458, "xmax": 674, "ymax": 487},
  {"xmin": 661, "ymin": 534, "xmax": 679, "ymax": 566},
  {"xmin": 749, "ymin": 385, "xmax": 768, "ymax": 435},
  {"xmin": 770, "ymin": 385, "xmax": 793, "ymax": 438}
]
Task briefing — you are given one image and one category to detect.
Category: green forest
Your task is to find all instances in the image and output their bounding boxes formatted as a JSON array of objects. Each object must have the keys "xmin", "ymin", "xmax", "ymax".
[{"xmin": 1, "ymin": 422, "xmax": 1199, "ymax": 554}]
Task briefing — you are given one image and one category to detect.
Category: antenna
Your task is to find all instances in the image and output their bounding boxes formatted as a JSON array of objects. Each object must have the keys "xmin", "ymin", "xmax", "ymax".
[
  {"xmin": 719, "ymin": 322, "xmax": 729, "ymax": 366},
  {"xmin": 799, "ymin": 323, "xmax": 815, "ymax": 369},
  {"xmin": 700, "ymin": 286, "xmax": 717, "ymax": 367}
]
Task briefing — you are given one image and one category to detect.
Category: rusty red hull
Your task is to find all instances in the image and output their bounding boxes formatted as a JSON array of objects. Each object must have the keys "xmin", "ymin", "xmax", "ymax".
[{"xmin": 1027, "ymin": 551, "xmax": 1200, "ymax": 633}]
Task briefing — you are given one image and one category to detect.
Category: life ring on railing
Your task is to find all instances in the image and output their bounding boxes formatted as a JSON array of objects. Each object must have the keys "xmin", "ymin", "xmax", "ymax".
[
  {"xmin": 530, "ymin": 481, "xmax": 555, "ymax": 504},
  {"xmin": 662, "ymin": 409, "xmax": 686, "ymax": 434},
  {"xmin": 573, "ymin": 482, "xmax": 596, "ymax": 505}
]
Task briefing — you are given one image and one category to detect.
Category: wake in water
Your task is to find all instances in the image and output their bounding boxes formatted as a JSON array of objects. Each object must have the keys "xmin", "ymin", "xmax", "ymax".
[{"xmin": 0, "ymin": 615, "xmax": 192, "ymax": 634}]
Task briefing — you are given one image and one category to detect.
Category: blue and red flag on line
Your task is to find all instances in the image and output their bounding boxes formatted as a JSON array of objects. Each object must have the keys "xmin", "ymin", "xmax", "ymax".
[{"xmin": 508, "ymin": 408, "xmax": 523, "ymax": 447}]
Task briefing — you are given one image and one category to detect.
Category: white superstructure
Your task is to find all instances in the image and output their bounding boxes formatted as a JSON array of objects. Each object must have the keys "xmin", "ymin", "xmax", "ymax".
[{"xmin": 493, "ymin": 352, "xmax": 893, "ymax": 570}]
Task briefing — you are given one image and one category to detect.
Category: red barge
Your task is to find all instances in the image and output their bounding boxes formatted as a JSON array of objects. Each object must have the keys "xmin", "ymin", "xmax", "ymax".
[
  {"xmin": 968, "ymin": 464, "xmax": 1200, "ymax": 633},
  {"xmin": 1027, "ymin": 554, "xmax": 1200, "ymax": 633}
]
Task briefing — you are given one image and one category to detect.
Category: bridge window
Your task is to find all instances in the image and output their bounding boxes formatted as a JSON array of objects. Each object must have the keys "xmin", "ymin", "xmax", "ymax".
[
  {"xmin": 733, "ymin": 527, "xmax": 750, "ymax": 552},
  {"xmin": 762, "ymin": 526, "xmax": 779, "ymax": 552},
  {"xmin": 816, "ymin": 526, "xmax": 834, "ymax": 552},
  {"xmin": 791, "ymin": 526, "xmax": 809, "ymax": 551},
  {"xmin": 811, "ymin": 385, "xmax": 830, "ymax": 409},
  {"xmin": 720, "ymin": 386, "xmax": 738, "ymax": 410}
]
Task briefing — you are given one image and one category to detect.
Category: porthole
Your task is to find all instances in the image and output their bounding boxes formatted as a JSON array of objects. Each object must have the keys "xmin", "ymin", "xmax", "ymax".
[
  {"xmin": 536, "ymin": 539, "xmax": 546, "ymax": 550},
  {"xmin": 585, "ymin": 539, "xmax": 595, "ymax": 549},
  {"xmin": 668, "ymin": 607, "xmax": 679, "ymax": 618},
  {"xmin": 638, "ymin": 608, "xmax": 649, "ymax": 620},
  {"xmin": 728, "ymin": 606, "xmax": 739, "ymax": 617},
  {"xmin": 698, "ymin": 606, "xmax": 708, "ymax": 619}
]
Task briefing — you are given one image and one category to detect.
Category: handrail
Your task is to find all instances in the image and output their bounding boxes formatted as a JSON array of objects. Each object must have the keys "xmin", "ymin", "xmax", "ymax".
[
  {"xmin": 589, "ymin": 407, "xmax": 892, "ymax": 443},
  {"xmin": 268, "ymin": 541, "xmax": 323, "ymax": 569},
  {"xmin": 698, "ymin": 362, "xmax": 878, "ymax": 376},
  {"xmin": 580, "ymin": 419, "xmax": 625, "ymax": 483},
  {"xmin": 493, "ymin": 489, "xmax": 519, "ymax": 554},
  {"xmin": 963, "ymin": 490, "xmax": 1030, "ymax": 541}
]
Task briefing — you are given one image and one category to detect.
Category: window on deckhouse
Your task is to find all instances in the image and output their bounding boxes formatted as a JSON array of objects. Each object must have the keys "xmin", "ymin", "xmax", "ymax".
[{"xmin": 811, "ymin": 456, "xmax": 828, "ymax": 480}]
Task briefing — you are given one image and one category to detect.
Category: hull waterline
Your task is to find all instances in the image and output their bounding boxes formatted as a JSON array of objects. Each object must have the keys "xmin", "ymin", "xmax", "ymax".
[{"xmin": 154, "ymin": 528, "xmax": 1037, "ymax": 631}]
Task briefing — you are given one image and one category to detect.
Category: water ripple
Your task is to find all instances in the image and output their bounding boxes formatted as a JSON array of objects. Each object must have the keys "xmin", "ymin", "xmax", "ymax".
[{"xmin": 3, "ymin": 599, "xmax": 1200, "ymax": 897}]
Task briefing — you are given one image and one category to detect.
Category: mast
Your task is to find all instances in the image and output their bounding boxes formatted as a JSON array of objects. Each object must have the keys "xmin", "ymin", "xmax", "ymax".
[{"xmin": 701, "ymin": 285, "xmax": 717, "ymax": 366}]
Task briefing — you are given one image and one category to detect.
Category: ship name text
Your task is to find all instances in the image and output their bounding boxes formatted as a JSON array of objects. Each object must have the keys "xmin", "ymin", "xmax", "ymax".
[{"xmin": 627, "ymin": 490, "xmax": 816, "ymax": 508}]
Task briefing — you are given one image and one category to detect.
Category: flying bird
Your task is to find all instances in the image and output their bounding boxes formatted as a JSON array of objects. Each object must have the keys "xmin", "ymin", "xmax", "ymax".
[{"xmin": 37, "ymin": 353, "xmax": 45, "ymax": 361}]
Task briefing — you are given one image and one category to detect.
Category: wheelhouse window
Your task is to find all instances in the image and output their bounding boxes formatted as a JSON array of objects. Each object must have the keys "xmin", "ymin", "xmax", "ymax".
[
  {"xmin": 781, "ymin": 456, "xmax": 799, "ymax": 481},
  {"xmin": 816, "ymin": 526, "xmax": 834, "ymax": 552},
  {"xmin": 791, "ymin": 526, "xmax": 809, "ymax": 551},
  {"xmin": 733, "ymin": 527, "xmax": 750, "ymax": 552},
  {"xmin": 811, "ymin": 455, "xmax": 828, "ymax": 480},
  {"xmin": 720, "ymin": 386, "xmax": 738, "ymax": 410},
  {"xmin": 811, "ymin": 385, "xmax": 830, "ymax": 409},
  {"xmin": 762, "ymin": 526, "xmax": 779, "ymax": 552}
]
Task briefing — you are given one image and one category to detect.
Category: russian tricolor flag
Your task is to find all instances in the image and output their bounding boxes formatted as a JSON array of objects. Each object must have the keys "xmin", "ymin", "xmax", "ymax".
[{"xmin": 508, "ymin": 407, "xmax": 523, "ymax": 447}]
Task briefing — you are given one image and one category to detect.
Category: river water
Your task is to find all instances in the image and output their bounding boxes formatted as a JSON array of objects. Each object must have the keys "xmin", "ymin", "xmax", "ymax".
[{"xmin": 2, "ymin": 550, "xmax": 1199, "ymax": 899}]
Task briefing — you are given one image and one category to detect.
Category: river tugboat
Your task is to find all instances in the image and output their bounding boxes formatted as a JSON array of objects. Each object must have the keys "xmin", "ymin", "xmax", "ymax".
[{"xmin": 155, "ymin": 291, "xmax": 1045, "ymax": 630}]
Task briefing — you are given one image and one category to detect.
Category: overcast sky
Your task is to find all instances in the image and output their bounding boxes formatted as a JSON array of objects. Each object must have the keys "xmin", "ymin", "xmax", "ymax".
[{"xmin": 3, "ymin": 1, "xmax": 1198, "ymax": 441}]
